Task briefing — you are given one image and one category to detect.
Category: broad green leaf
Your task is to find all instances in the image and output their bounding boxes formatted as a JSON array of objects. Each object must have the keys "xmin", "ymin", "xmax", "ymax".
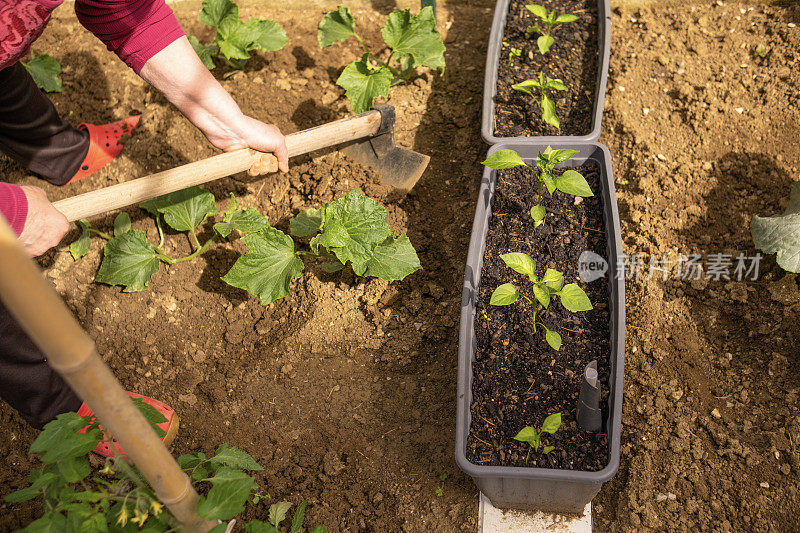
[
  {"xmin": 177, "ymin": 452, "xmax": 207, "ymax": 471},
  {"xmin": 70, "ymin": 219, "xmax": 91, "ymax": 260},
  {"xmin": 381, "ymin": 7, "xmax": 446, "ymax": 72},
  {"xmin": 310, "ymin": 527, "xmax": 327, "ymax": 533},
  {"xmin": 197, "ymin": 467, "xmax": 257, "ymax": 520},
  {"xmin": 543, "ymin": 445, "xmax": 555, "ymax": 454},
  {"xmin": 546, "ymin": 78, "xmax": 567, "ymax": 91},
  {"xmin": 542, "ymin": 173, "xmax": 557, "ymax": 195},
  {"xmin": 336, "ymin": 54, "xmax": 393, "ymax": 113},
  {"xmin": 511, "ymin": 78, "xmax": 540, "ymax": 95},
  {"xmin": 216, "ymin": 17, "xmax": 255, "ymax": 60},
  {"xmin": 114, "ymin": 212, "xmax": 131, "ymax": 237},
  {"xmin": 322, "ymin": 262, "xmax": 345, "ymax": 273},
  {"xmin": 548, "ymin": 148, "xmax": 579, "ymax": 163},
  {"xmin": 209, "ymin": 444, "xmax": 263, "ymax": 471},
  {"xmin": 23, "ymin": 54, "xmax": 62, "ymax": 93},
  {"xmin": 290, "ymin": 501, "xmax": 308, "ymax": 533},
  {"xmin": 530, "ymin": 204, "xmax": 546, "ymax": 224},
  {"xmin": 289, "ymin": 207, "xmax": 323, "ymax": 237},
  {"xmin": 537, "ymin": 35, "xmax": 554, "ymax": 55},
  {"xmin": 490, "ymin": 283, "xmax": 519, "ymax": 306},
  {"xmin": 18, "ymin": 511, "xmax": 67, "ymax": 533},
  {"xmin": 525, "ymin": 4, "xmax": 548, "ymax": 19},
  {"xmin": 545, "ymin": 329, "xmax": 562, "ymax": 350},
  {"xmin": 542, "ymin": 412, "xmax": 562, "ymax": 433},
  {"xmin": 57, "ymin": 455, "xmax": 90, "ymax": 483},
  {"xmin": 315, "ymin": 189, "xmax": 391, "ymax": 266},
  {"xmin": 4, "ymin": 473, "xmax": 58, "ymax": 503},
  {"xmin": 140, "ymin": 187, "xmax": 217, "ymax": 232},
  {"xmin": 751, "ymin": 182, "xmax": 800, "ymax": 272},
  {"xmin": 245, "ymin": 522, "xmax": 279, "ymax": 533},
  {"xmin": 365, "ymin": 234, "xmax": 421, "ymax": 281},
  {"xmin": 541, "ymin": 268, "xmax": 564, "ymax": 291},
  {"xmin": 513, "ymin": 426, "xmax": 537, "ymax": 444},
  {"xmin": 481, "ymin": 149, "xmax": 527, "ymax": 169},
  {"xmin": 199, "ymin": 0, "xmax": 238, "ymax": 28},
  {"xmin": 559, "ymin": 283, "xmax": 592, "ymax": 311},
  {"xmin": 188, "ymin": 35, "xmax": 218, "ymax": 70},
  {"xmin": 532, "ymin": 285, "xmax": 550, "ymax": 308},
  {"xmin": 247, "ymin": 19, "xmax": 289, "ymax": 52},
  {"xmin": 556, "ymin": 14, "xmax": 579, "ymax": 23},
  {"xmin": 269, "ymin": 501, "xmax": 293, "ymax": 527},
  {"xmin": 213, "ymin": 208, "xmax": 270, "ymax": 238},
  {"xmin": 501, "ymin": 252, "xmax": 536, "ymax": 278},
  {"xmin": 222, "ymin": 226, "xmax": 304, "ymax": 305},
  {"xmin": 223, "ymin": 193, "xmax": 238, "ymax": 222},
  {"xmin": 30, "ymin": 412, "xmax": 101, "ymax": 463},
  {"xmin": 131, "ymin": 397, "xmax": 167, "ymax": 438},
  {"xmin": 541, "ymin": 95, "xmax": 560, "ymax": 129},
  {"xmin": 318, "ymin": 6, "xmax": 356, "ymax": 48},
  {"xmin": 95, "ymin": 230, "xmax": 160, "ymax": 292},
  {"xmin": 555, "ymin": 170, "xmax": 593, "ymax": 197}
]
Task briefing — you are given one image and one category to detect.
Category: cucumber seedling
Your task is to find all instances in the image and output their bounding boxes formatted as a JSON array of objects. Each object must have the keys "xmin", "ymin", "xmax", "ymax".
[
  {"xmin": 514, "ymin": 412, "xmax": 562, "ymax": 462},
  {"xmin": 481, "ymin": 146, "xmax": 592, "ymax": 227},
  {"xmin": 524, "ymin": 4, "xmax": 579, "ymax": 55},
  {"xmin": 511, "ymin": 72, "xmax": 567, "ymax": 130},
  {"xmin": 317, "ymin": 5, "xmax": 445, "ymax": 112},
  {"xmin": 489, "ymin": 252, "xmax": 592, "ymax": 351}
]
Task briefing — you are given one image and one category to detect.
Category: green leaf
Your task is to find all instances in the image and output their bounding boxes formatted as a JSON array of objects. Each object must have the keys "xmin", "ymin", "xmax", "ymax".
[
  {"xmin": 23, "ymin": 54, "xmax": 62, "ymax": 93},
  {"xmin": 199, "ymin": 0, "xmax": 238, "ymax": 28},
  {"xmin": 530, "ymin": 205, "xmax": 546, "ymax": 224},
  {"xmin": 555, "ymin": 13, "xmax": 579, "ymax": 23},
  {"xmin": 197, "ymin": 467, "xmax": 257, "ymax": 520},
  {"xmin": 555, "ymin": 170, "xmax": 593, "ymax": 197},
  {"xmin": 542, "ymin": 173, "xmax": 557, "ymax": 195},
  {"xmin": 526, "ymin": 4, "xmax": 548, "ymax": 19},
  {"xmin": 209, "ymin": 443, "xmax": 263, "ymax": 471},
  {"xmin": 511, "ymin": 78, "xmax": 540, "ymax": 95},
  {"xmin": 541, "ymin": 95, "xmax": 560, "ymax": 129},
  {"xmin": 290, "ymin": 501, "xmax": 308, "ymax": 533},
  {"xmin": 131, "ymin": 397, "xmax": 167, "ymax": 438},
  {"xmin": 57, "ymin": 455, "xmax": 91, "ymax": 483},
  {"xmin": 315, "ymin": 190, "xmax": 391, "ymax": 266},
  {"xmin": 140, "ymin": 187, "xmax": 217, "ymax": 232},
  {"xmin": 541, "ymin": 412, "xmax": 562, "ymax": 433},
  {"xmin": 247, "ymin": 19, "xmax": 289, "ymax": 52},
  {"xmin": 213, "ymin": 208, "xmax": 270, "ymax": 238},
  {"xmin": 546, "ymin": 78, "xmax": 567, "ymax": 91},
  {"xmin": 541, "ymin": 268, "xmax": 564, "ymax": 291},
  {"xmin": 318, "ymin": 6, "xmax": 356, "ymax": 48},
  {"xmin": 114, "ymin": 212, "xmax": 131, "ymax": 237},
  {"xmin": 532, "ymin": 285, "xmax": 550, "ymax": 308},
  {"xmin": 336, "ymin": 54, "xmax": 393, "ymax": 113},
  {"xmin": 222, "ymin": 226, "xmax": 304, "ymax": 305},
  {"xmin": 490, "ymin": 283, "xmax": 519, "ymax": 306},
  {"xmin": 216, "ymin": 17, "xmax": 252, "ymax": 60},
  {"xmin": 223, "ymin": 193, "xmax": 238, "ymax": 222},
  {"xmin": 95, "ymin": 230, "xmax": 160, "ymax": 292},
  {"xmin": 289, "ymin": 207, "xmax": 323, "ymax": 237},
  {"xmin": 322, "ymin": 262, "xmax": 345, "ymax": 273},
  {"xmin": 70, "ymin": 219, "xmax": 91, "ymax": 261},
  {"xmin": 269, "ymin": 501, "xmax": 293, "ymax": 527},
  {"xmin": 19, "ymin": 511, "xmax": 67, "ymax": 533},
  {"xmin": 537, "ymin": 34, "xmax": 554, "ymax": 55},
  {"xmin": 4, "ymin": 473, "xmax": 58, "ymax": 503},
  {"xmin": 751, "ymin": 182, "xmax": 800, "ymax": 272},
  {"xmin": 381, "ymin": 7, "xmax": 446, "ymax": 72},
  {"xmin": 188, "ymin": 35, "xmax": 218, "ymax": 70},
  {"xmin": 559, "ymin": 283, "xmax": 592, "ymax": 312},
  {"xmin": 245, "ymin": 522, "xmax": 279, "ymax": 533},
  {"xmin": 178, "ymin": 452, "xmax": 207, "ymax": 471},
  {"xmin": 310, "ymin": 526, "xmax": 327, "ymax": 533},
  {"xmin": 500, "ymin": 252, "xmax": 536, "ymax": 279},
  {"xmin": 543, "ymin": 445, "xmax": 555, "ymax": 454},
  {"xmin": 364, "ymin": 234, "xmax": 421, "ymax": 281},
  {"xmin": 547, "ymin": 148, "xmax": 579, "ymax": 163},
  {"xmin": 481, "ymin": 149, "xmax": 527, "ymax": 169},
  {"xmin": 544, "ymin": 329, "xmax": 562, "ymax": 351},
  {"xmin": 513, "ymin": 426, "xmax": 538, "ymax": 444},
  {"xmin": 30, "ymin": 412, "xmax": 101, "ymax": 463}
]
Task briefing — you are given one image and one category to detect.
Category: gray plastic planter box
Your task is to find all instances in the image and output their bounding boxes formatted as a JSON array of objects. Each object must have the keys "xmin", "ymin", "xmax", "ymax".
[
  {"xmin": 482, "ymin": 0, "xmax": 611, "ymax": 144},
  {"xmin": 456, "ymin": 142, "xmax": 625, "ymax": 514}
]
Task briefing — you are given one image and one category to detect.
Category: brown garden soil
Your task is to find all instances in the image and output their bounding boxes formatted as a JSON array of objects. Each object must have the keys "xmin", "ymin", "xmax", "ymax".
[
  {"xmin": 494, "ymin": 0, "xmax": 599, "ymax": 137},
  {"xmin": 1, "ymin": 0, "xmax": 800, "ymax": 531}
]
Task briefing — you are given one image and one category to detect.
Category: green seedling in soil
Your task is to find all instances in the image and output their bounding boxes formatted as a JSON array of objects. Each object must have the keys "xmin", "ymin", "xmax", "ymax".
[
  {"xmin": 4, "ymin": 400, "xmax": 329, "ymax": 532},
  {"xmin": 751, "ymin": 181, "xmax": 800, "ymax": 272},
  {"xmin": 489, "ymin": 252, "xmax": 592, "ymax": 350},
  {"xmin": 317, "ymin": 5, "xmax": 445, "ymax": 113},
  {"xmin": 513, "ymin": 412, "xmax": 562, "ymax": 462},
  {"xmin": 189, "ymin": 0, "xmax": 288, "ymax": 72},
  {"xmin": 71, "ymin": 188, "xmax": 420, "ymax": 305},
  {"xmin": 755, "ymin": 43, "xmax": 768, "ymax": 58},
  {"xmin": 503, "ymin": 41, "xmax": 523, "ymax": 62},
  {"xmin": 481, "ymin": 146, "xmax": 592, "ymax": 227},
  {"xmin": 511, "ymin": 72, "xmax": 567, "ymax": 130},
  {"xmin": 524, "ymin": 4, "xmax": 579, "ymax": 55},
  {"xmin": 22, "ymin": 54, "xmax": 62, "ymax": 92}
]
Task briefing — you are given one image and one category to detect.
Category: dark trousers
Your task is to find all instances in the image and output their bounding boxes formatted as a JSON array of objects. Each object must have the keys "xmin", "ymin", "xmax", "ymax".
[{"xmin": 0, "ymin": 62, "xmax": 88, "ymax": 428}]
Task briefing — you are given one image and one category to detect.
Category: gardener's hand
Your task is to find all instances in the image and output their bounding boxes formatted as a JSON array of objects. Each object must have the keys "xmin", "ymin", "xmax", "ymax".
[
  {"xmin": 210, "ymin": 115, "xmax": 290, "ymax": 177},
  {"xmin": 18, "ymin": 186, "xmax": 70, "ymax": 257}
]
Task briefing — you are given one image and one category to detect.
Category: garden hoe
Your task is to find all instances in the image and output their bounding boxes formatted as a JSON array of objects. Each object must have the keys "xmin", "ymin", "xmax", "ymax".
[{"xmin": 52, "ymin": 104, "xmax": 429, "ymax": 222}]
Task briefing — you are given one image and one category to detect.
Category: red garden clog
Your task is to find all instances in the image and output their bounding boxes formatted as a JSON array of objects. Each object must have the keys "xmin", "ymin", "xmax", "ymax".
[{"xmin": 65, "ymin": 115, "xmax": 141, "ymax": 185}]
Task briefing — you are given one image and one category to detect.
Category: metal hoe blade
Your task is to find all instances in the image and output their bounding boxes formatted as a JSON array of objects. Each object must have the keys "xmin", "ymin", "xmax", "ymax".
[{"xmin": 340, "ymin": 104, "xmax": 430, "ymax": 192}]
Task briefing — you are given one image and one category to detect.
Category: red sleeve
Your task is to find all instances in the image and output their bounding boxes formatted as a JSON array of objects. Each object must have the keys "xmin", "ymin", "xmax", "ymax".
[
  {"xmin": 74, "ymin": 0, "xmax": 185, "ymax": 73},
  {"xmin": 0, "ymin": 183, "xmax": 29, "ymax": 236}
]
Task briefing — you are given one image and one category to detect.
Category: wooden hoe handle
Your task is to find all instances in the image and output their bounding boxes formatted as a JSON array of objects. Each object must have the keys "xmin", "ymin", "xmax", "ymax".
[{"xmin": 53, "ymin": 109, "xmax": 383, "ymax": 222}]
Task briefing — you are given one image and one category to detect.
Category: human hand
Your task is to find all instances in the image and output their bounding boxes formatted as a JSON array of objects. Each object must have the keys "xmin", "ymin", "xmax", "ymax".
[
  {"xmin": 207, "ymin": 115, "xmax": 290, "ymax": 176},
  {"xmin": 18, "ymin": 186, "xmax": 70, "ymax": 257}
]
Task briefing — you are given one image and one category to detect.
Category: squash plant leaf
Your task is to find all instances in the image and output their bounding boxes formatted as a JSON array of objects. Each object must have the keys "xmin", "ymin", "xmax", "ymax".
[
  {"xmin": 213, "ymin": 207, "xmax": 270, "ymax": 238},
  {"xmin": 197, "ymin": 466, "xmax": 257, "ymax": 520},
  {"xmin": 381, "ymin": 6, "xmax": 446, "ymax": 72},
  {"xmin": 751, "ymin": 181, "xmax": 800, "ymax": 272},
  {"xmin": 199, "ymin": 0, "xmax": 238, "ymax": 28},
  {"xmin": 289, "ymin": 207, "xmax": 323, "ymax": 237},
  {"xmin": 114, "ymin": 212, "xmax": 131, "ymax": 237},
  {"xmin": 95, "ymin": 230, "xmax": 161, "ymax": 292},
  {"xmin": 318, "ymin": 5, "xmax": 356, "ymax": 48},
  {"xmin": 23, "ymin": 54, "xmax": 62, "ymax": 93},
  {"xmin": 336, "ymin": 54, "xmax": 392, "ymax": 114},
  {"xmin": 222, "ymin": 226, "xmax": 304, "ymax": 305},
  {"xmin": 364, "ymin": 234, "xmax": 421, "ymax": 281},
  {"xmin": 247, "ymin": 19, "xmax": 289, "ymax": 52},
  {"xmin": 189, "ymin": 35, "xmax": 219, "ymax": 70},
  {"xmin": 140, "ymin": 187, "xmax": 217, "ymax": 232},
  {"xmin": 70, "ymin": 219, "xmax": 91, "ymax": 261}
]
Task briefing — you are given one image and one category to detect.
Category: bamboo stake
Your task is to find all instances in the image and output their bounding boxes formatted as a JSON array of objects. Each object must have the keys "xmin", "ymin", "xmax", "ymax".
[{"xmin": 0, "ymin": 216, "xmax": 216, "ymax": 532}]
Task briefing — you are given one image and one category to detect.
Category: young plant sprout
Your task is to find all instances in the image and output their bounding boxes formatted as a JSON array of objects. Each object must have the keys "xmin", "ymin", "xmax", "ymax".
[
  {"xmin": 511, "ymin": 72, "xmax": 567, "ymax": 130},
  {"xmin": 502, "ymin": 41, "xmax": 523, "ymax": 62},
  {"xmin": 524, "ymin": 4, "xmax": 579, "ymax": 55},
  {"xmin": 514, "ymin": 413, "xmax": 562, "ymax": 462},
  {"xmin": 489, "ymin": 252, "xmax": 592, "ymax": 351},
  {"xmin": 755, "ymin": 43, "xmax": 768, "ymax": 58},
  {"xmin": 481, "ymin": 147, "xmax": 593, "ymax": 227}
]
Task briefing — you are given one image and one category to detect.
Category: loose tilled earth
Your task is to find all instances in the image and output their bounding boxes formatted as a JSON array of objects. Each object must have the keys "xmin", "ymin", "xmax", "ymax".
[{"xmin": 1, "ymin": 0, "xmax": 799, "ymax": 531}]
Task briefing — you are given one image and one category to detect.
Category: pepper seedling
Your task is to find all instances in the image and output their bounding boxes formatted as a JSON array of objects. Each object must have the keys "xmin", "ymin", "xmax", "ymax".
[
  {"xmin": 511, "ymin": 72, "xmax": 567, "ymax": 130},
  {"xmin": 524, "ymin": 4, "xmax": 579, "ymax": 55},
  {"xmin": 502, "ymin": 41, "xmax": 523, "ymax": 63},
  {"xmin": 481, "ymin": 147, "xmax": 592, "ymax": 227},
  {"xmin": 513, "ymin": 413, "xmax": 562, "ymax": 462},
  {"xmin": 489, "ymin": 252, "xmax": 592, "ymax": 351}
]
